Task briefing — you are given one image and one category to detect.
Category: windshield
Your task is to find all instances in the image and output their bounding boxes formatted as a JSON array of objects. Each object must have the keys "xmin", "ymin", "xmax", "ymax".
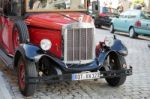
[
  {"xmin": 143, "ymin": 12, "xmax": 150, "ymax": 19},
  {"xmin": 26, "ymin": 0, "xmax": 87, "ymax": 12},
  {"xmin": 101, "ymin": 7, "xmax": 118, "ymax": 14}
]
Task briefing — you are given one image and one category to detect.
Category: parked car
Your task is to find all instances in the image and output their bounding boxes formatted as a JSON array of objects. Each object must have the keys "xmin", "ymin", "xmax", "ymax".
[
  {"xmin": 94, "ymin": 6, "xmax": 119, "ymax": 28},
  {"xmin": 0, "ymin": 0, "xmax": 132, "ymax": 96},
  {"xmin": 110, "ymin": 10, "xmax": 150, "ymax": 38}
]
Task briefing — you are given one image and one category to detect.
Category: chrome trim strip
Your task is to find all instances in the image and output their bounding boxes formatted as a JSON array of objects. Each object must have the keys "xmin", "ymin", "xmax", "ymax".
[
  {"xmin": 73, "ymin": 29, "xmax": 75, "ymax": 61},
  {"xmin": 62, "ymin": 22, "xmax": 95, "ymax": 30},
  {"xmin": 79, "ymin": 28, "xmax": 81, "ymax": 60},
  {"xmin": 64, "ymin": 60, "xmax": 94, "ymax": 64},
  {"xmin": 64, "ymin": 29, "xmax": 68, "ymax": 63},
  {"xmin": 86, "ymin": 28, "xmax": 87, "ymax": 59}
]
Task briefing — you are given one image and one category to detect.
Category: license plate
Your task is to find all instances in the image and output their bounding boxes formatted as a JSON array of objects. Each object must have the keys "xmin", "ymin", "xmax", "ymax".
[{"xmin": 72, "ymin": 72, "xmax": 100, "ymax": 81}]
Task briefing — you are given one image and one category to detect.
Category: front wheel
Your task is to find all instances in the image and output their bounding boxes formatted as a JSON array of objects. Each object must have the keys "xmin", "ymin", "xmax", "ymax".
[
  {"xmin": 17, "ymin": 55, "xmax": 38, "ymax": 96},
  {"xmin": 104, "ymin": 54, "xmax": 126, "ymax": 86},
  {"xmin": 110, "ymin": 24, "xmax": 115, "ymax": 33}
]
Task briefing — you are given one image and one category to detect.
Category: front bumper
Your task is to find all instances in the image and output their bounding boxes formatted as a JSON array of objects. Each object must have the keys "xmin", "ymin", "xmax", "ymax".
[
  {"xmin": 28, "ymin": 66, "xmax": 132, "ymax": 84},
  {"xmin": 35, "ymin": 54, "xmax": 100, "ymax": 73}
]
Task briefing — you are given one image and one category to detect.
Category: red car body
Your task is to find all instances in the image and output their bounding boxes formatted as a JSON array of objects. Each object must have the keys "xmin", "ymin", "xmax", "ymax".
[{"xmin": 0, "ymin": 12, "xmax": 92, "ymax": 57}]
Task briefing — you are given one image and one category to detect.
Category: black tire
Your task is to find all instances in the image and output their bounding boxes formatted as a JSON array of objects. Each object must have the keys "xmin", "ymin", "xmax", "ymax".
[
  {"xmin": 94, "ymin": 18, "xmax": 101, "ymax": 28},
  {"xmin": 148, "ymin": 44, "xmax": 150, "ymax": 48},
  {"xmin": 105, "ymin": 54, "xmax": 126, "ymax": 87},
  {"xmin": 129, "ymin": 27, "xmax": 137, "ymax": 38},
  {"xmin": 110, "ymin": 24, "xmax": 115, "ymax": 33},
  {"xmin": 95, "ymin": 24, "xmax": 101, "ymax": 28},
  {"xmin": 17, "ymin": 55, "xmax": 38, "ymax": 96},
  {"xmin": 12, "ymin": 20, "xmax": 29, "ymax": 51}
]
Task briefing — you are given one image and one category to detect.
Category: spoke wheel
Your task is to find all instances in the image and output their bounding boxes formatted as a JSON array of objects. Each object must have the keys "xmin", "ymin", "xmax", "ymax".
[
  {"xmin": 104, "ymin": 54, "xmax": 127, "ymax": 86},
  {"xmin": 18, "ymin": 58, "xmax": 25, "ymax": 91},
  {"xmin": 17, "ymin": 56, "xmax": 38, "ymax": 96}
]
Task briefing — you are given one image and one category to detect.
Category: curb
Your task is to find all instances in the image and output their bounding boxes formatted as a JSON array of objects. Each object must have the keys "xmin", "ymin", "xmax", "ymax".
[{"xmin": 0, "ymin": 71, "xmax": 12, "ymax": 99}]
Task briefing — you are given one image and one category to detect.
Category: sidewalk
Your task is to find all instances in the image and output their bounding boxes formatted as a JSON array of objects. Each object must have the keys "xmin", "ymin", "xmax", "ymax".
[{"xmin": 0, "ymin": 71, "xmax": 12, "ymax": 99}]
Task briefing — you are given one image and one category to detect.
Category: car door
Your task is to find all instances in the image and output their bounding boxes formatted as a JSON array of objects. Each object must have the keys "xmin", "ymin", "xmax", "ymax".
[
  {"xmin": 0, "ymin": 0, "xmax": 23, "ymax": 55},
  {"xmin": 0, "ymin": 0, "xmax": 16, "ymax": 55},
  {"xmin": 0, "ymin": 1, "xmax": 10, "ymax": 52},
  {"xmin": 123, "ymin": 10, "xmax": 140, "ymax": 32},
  {"xmin": 113, "ymin": 11, "xmax": 128, "ymax": 31},
  {"xmin": 0, "ymin": 14, "xmax": 3, "ymax": 44},
  {"xmin": 0, "ymin": 1, "xmax": 4, "ymax": 44},
  {"xmin": 0, "ymin": 16, "xmax": 10, "ymax": 52},
  {"xmin": 139, "ymin": 11, "xmax": 150, "ymax": 35},
  {"xmin": 119, "ymin": 11, "xmax": 130, "ymax": 32}
]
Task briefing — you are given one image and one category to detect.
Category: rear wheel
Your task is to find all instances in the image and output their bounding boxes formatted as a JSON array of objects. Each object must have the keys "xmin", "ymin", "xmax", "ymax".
[
  {"xmin": 104, "ymin": 54, "xmax": 126, "ymax": 86},
  {"xmin": 148, "ymin": 44, "xmax": 150, "ymax": 48},
  {"xmin": 129, "ymin": 27, "xmax": 137, "ymax": 38},
  {"xmin": 18, "ymin": 55, "xmax": 38, "ymax": 96},
  {"xmin": 94, "ymin": 18, "xmax": 101, "ymax": 28},
  {"xmin": 12, "ymin": 20, "xmax": 29, "ymax": 52},
  {"xmin": 110, "ymin": 24, "xmax": 115, "ymax": 33},
  {"xmin": 95, "ymin": 24, "xmax": 101, "ymax": 28}
]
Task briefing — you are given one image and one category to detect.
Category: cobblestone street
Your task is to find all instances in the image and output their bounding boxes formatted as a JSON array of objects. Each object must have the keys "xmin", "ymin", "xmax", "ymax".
[{"xmin": 0, "ymin": 28, "xmax": 150, "ymax": 99}]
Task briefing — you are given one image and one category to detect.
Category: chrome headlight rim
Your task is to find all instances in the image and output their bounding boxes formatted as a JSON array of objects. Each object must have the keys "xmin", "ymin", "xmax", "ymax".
[
  {"xmin": 40, "ymin": 39, "xmax": 52, "ymax": 51},
  {"xmin": 104, "ymin": 36, "xmax": 114, "ymax": 47}
]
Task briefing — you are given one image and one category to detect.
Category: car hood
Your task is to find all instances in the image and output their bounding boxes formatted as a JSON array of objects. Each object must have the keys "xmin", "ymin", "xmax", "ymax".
[{"xmin": 25, "ymin": 12, "xmax": 93, "ymax": 30}]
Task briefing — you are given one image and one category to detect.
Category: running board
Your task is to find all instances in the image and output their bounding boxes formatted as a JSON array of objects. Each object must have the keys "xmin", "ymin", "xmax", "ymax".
[{"xmin": 0, "ymin": 49, "xmax": 13, "ymax": 69}]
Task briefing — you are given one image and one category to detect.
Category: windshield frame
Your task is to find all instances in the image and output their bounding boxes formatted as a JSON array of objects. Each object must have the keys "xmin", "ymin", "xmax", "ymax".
[
  {"xmin": 140, "ymin": 11, "xmax": 150, "ymax": 19},
  {"xmin": 25, "ymin": 0, "xmax": 88, "ymax": 12}
]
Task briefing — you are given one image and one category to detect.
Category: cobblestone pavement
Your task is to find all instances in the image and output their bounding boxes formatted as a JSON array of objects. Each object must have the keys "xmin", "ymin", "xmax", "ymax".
[{"xmin": 0, "ymin": 28, "xmax": 150, "ymax": 99}]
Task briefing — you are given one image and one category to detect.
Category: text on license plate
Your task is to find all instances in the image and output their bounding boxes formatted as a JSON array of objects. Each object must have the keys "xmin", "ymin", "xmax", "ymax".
[{"xmin": 72, "ymin": 72, "xmax": 100, "ymax": 81}]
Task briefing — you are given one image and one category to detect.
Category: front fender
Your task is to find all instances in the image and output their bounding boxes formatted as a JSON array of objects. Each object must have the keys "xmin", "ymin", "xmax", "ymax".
[
  {"xmin": 13, "ymin": 44, "xmax": 43, "ymax": 69},
  {"xmin": 98, "ymin": 50, "xmax": 119, "ymax": 66},
  {"xmin": 14, "ymin": 44, "xmax": 67, "ymax": 70},
  {"xmin": 15, "ymin": 44, "xmax": 43, "ymax": 61},
  {"xmin": 111, "ymin": 39, "xmax": 128, "ymax": 56}
]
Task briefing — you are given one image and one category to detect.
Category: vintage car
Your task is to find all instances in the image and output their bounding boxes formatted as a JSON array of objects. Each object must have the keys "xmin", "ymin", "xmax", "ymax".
[
  {"xmin": 0, "ymin": 0, "xmax": 132, "ymax": 96},
  {"xmin": 110, "ymin": 10, "xmax": 150, "ymax": 38}
]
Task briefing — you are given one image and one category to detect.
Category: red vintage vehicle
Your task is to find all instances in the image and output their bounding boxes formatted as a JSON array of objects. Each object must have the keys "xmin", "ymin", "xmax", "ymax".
[{"xmin": 0, "ymin": 0, "xmax": 132, "ymax": 96}]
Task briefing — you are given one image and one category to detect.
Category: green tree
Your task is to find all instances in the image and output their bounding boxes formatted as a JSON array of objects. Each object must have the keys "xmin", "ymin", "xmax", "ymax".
[{"xmin": 132, "ymin": 0, "xmax": 144, "ymax": 4}]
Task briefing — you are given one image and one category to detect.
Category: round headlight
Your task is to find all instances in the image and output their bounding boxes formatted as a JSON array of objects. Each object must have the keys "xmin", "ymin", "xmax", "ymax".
[
  {"xmin": 104, "ymin": 36, "xmax": 114, "ymax": 47},
  {"xmin": 40, "ymin": 39, "xmax": 52, "ymax": 51}
]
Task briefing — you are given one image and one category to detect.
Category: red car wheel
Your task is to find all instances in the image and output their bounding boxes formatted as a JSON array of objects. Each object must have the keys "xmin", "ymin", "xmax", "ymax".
[
  {"xmin": 17, "ymin": 56, "xmax": 38, "ymax": 96},
  {"xmin": 18, "ymin": 57, "xmax": 25, "ymax": 90}
]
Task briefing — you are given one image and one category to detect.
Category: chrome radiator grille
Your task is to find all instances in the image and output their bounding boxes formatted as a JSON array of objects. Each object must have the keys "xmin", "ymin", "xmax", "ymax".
[{"xmin": 64, "ymin": 28, "xmax": 94, "ymax": 64}]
